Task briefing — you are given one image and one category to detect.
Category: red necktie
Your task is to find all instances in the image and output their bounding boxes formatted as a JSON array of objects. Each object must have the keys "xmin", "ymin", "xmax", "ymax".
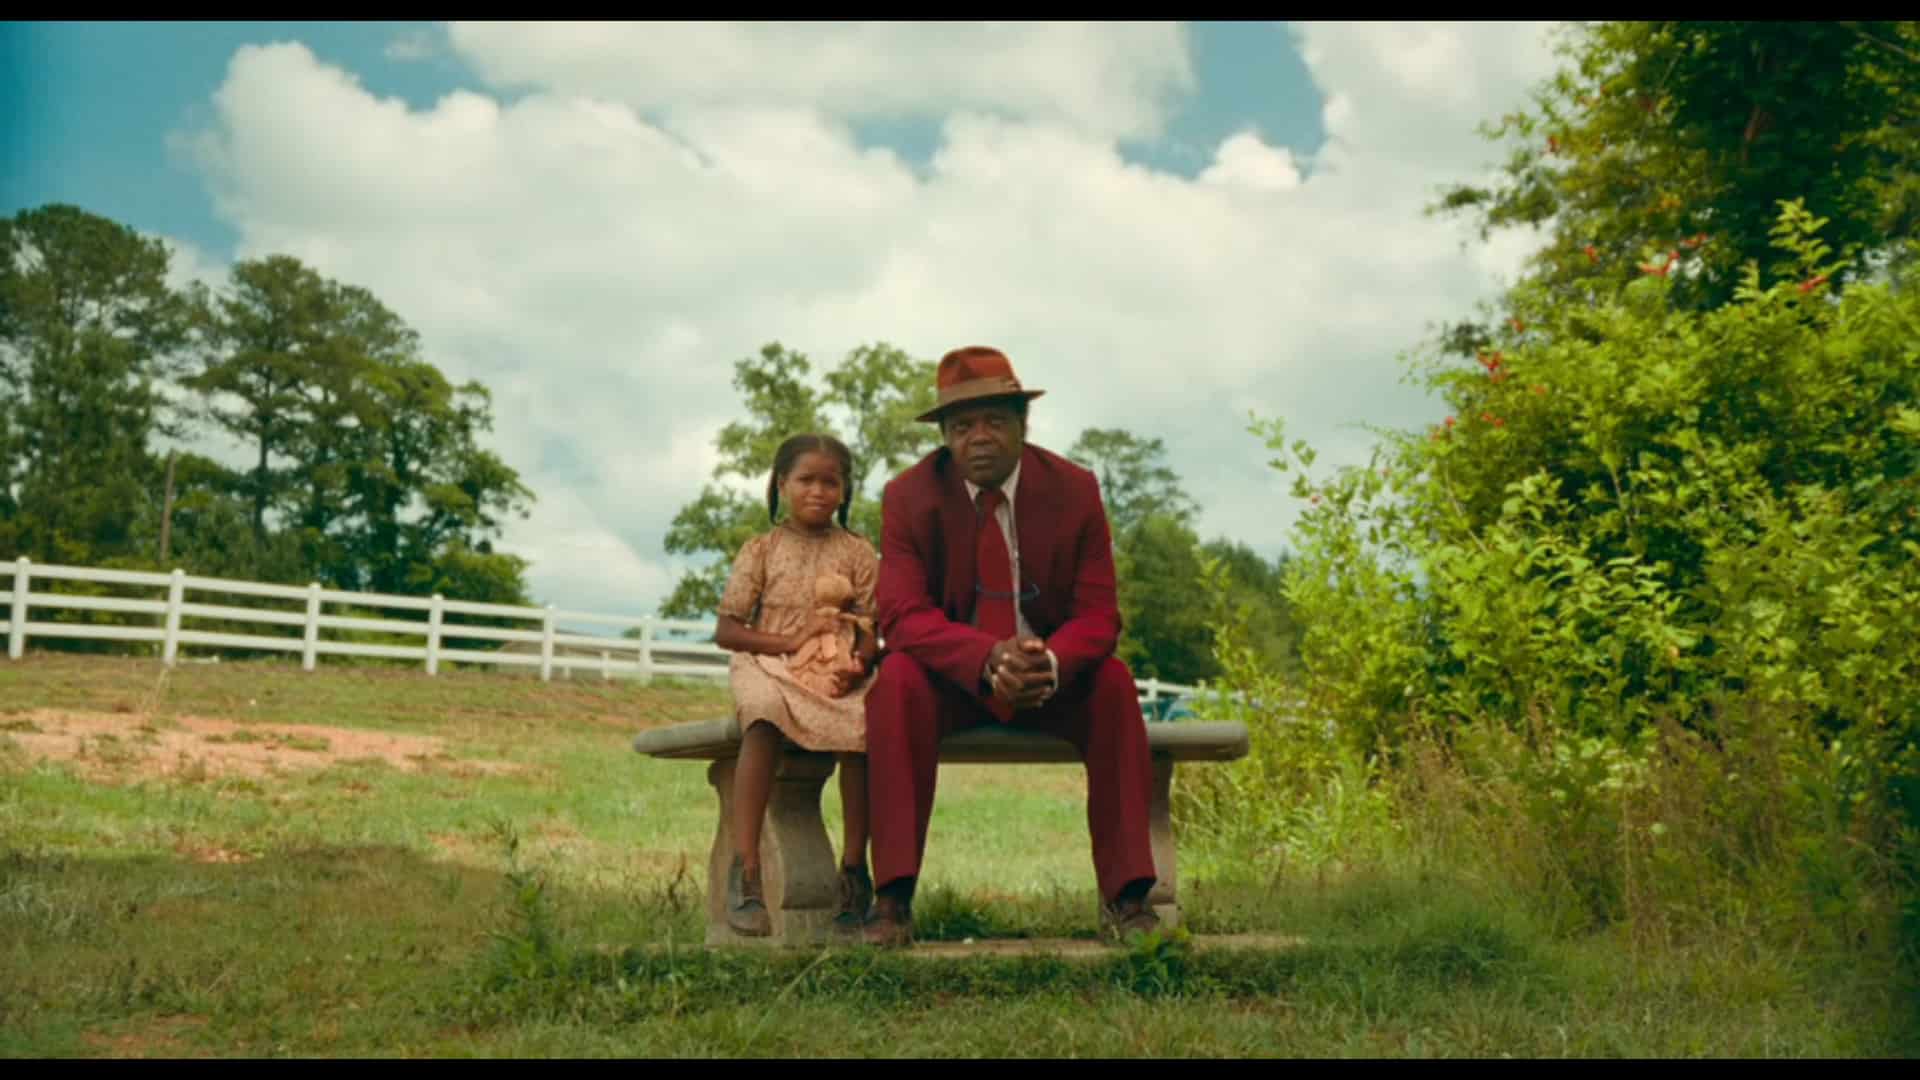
[{"xmin": 975, "ymin": 487, "xmax": 1017, "ymax": 721}]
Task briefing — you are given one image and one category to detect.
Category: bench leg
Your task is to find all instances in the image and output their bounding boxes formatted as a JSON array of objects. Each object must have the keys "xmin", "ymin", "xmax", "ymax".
[
  {"xmin": 1146, "ymin": 754, "xmax": 1182, "ymax": 929},
  {"xmin": 705, "ymin": 749, "xmax": 840, "ymax": 947}
]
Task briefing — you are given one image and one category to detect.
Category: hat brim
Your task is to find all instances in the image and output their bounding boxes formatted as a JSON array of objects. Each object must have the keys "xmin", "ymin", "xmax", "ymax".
[{"xmin": 916, "ymin": 387, "xmax": 1046, "ymax": 424}]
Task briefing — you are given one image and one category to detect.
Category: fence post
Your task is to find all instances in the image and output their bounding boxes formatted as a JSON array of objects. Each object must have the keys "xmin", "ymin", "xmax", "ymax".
[
  {"xmin": 302, "ymin": 583, "xmax": 321, "ymax": 672},
  {"xmin": 425, "ymin": 594, "xmax": 444, "ymax": 676},
  {"xmin": 161, "ymin": 569, "xmax": 185, "ymax": 667},
  {"xmin": 637, "ymin": 620, "xmax": 655, "ymax": 685},
  {"xmin": 539, "ymin": 605, "xmax": 555, "ymax": 682},
  {"xmin": 600, "ymin": 650, "xmax": 610, "ymax": 682},
  {"xmin": 7, "ymin": 557, "xmax": 27, "ymax": 660}
]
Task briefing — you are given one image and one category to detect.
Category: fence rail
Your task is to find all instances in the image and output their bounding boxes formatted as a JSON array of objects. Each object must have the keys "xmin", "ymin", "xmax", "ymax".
[{"xmin": 1, "ymin": 557, "xmax": 1198, "ymax": 706}]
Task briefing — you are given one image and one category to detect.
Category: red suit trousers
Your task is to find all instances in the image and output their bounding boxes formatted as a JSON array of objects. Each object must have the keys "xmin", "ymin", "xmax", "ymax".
[{"xmin": 864, "ymin": 650, "xmax": 1158, "ymax": 904}]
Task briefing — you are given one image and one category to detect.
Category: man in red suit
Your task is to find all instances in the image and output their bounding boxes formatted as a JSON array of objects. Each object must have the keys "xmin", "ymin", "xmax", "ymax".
[{"xmin": 863, "ymin": 345, "xmax": 1160, "ymax": 947}]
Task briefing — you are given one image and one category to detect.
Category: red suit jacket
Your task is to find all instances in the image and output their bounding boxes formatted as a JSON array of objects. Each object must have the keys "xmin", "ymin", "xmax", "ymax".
[{"xmin": 876, "ymin": 443, "xmax": 1123, "ymax": 699}]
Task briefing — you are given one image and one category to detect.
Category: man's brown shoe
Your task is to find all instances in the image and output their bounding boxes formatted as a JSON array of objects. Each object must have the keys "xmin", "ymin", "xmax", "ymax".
[
  {"xmin": 862, "ymin": 893, "xmax": 913, "ymax": 948},
  {"xmin": 1102, "ymin": 895, "xmax": 1161, "ymax": 941}
]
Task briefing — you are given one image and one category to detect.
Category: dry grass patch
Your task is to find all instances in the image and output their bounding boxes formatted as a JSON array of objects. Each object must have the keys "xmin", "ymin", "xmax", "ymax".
[{"xmin": 79, "ymin": 1015, "xmax": 210, "ymax": 1058}]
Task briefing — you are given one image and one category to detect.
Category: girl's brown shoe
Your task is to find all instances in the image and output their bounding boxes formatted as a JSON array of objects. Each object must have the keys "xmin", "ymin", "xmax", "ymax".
[
  {"xmin": 725, "ymin": 855, "xmax": 772, "ymax": 937},
  {"xmin": 834, "ymin": 863, "xmax": 874, "ymax": 933}
]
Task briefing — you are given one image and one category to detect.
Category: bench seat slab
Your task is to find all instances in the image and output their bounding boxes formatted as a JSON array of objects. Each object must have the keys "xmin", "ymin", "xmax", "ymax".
[{"xmin": 634, "ymin": 717, "xmax": 1251, "ymax": 947}]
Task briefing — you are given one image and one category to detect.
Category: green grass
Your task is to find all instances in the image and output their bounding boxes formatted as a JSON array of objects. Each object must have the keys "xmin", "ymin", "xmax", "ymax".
[{"xmin": 1, "ymin": 652, "xmax": 1913, "ymax": 1057}]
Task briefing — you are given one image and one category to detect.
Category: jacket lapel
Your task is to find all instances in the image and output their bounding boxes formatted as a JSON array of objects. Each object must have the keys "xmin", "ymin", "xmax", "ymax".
[
  {"xmin": 1012, "ymin": 446, "xmax": 1054, "ymax": 629},
  {"xmin": 937, "ymin": 452, "xmax": 977, "ymax": 621}
]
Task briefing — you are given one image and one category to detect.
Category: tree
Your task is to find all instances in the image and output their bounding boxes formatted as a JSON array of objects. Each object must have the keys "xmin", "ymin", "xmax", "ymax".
[
  {"xmin": 825, "ymin": 343, "xmax": 943, "ymax": 541},
  {"xmin": 186, "ymin": 254, "xmax": 534, "ymax": 602},
  {"xmin": 0, "ymin": 204, "xmax": 191, "ymax": 565},
  {"xmin": 336, "ymin": 352, "xmax": 534, "ymax": 601},
  {"xmin": 1434, "ymin": 21, "xmax": 1919, "ymax": 324},
  {"xmin": 1067, "ymin": 427, "xmax": 1242, "ymax": 683},
  {"xmin": 660, "ymin": 341, "xmax": 937, "ymax": 617},
  {"xmin": 1200, "ymin": 538, "xmax": 1301, "ymax": 678},
  {"xmin": 132, "ymin": 451, "xmax": 308, "ymax": 583},
  {"xmin": 1115, "ymin": 512, "xmax": 1217, "ymax": 685},
  {"xmin": 1066, "ymin": 428, "xmax": 1197, "ymax": 535},
  {"xmin": 184, "ymin": 255, "xmax": 345, "ymax": 544}
]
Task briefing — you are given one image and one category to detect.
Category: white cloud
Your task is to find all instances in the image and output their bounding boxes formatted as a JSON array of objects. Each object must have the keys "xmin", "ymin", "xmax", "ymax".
[
  {"xmin": 179, "ymin": 23, "xmax": 1566, "ymax": 617},
  {"xmin": 1199, "ymin": 131, "xmax": 1302, "ymax": 191},
  {"xmin": 446, "ymin": 21, "xmax": 1195, "ymax": 140},
  {"xmin": 1295, "ymin": 21, "xmax": 1561, "ymax": 180}
]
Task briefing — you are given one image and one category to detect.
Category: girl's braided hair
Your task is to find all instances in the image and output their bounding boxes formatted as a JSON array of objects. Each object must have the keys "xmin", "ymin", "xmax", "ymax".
[{"xmin": 767, "ymin": 433, "xmax": 855, "ymax": 528}]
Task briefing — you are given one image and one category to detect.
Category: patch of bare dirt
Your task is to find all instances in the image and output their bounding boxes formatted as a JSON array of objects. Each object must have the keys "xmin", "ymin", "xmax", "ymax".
[
  {"xmin": 80, "ymin": 1015, "xmax": 209, "ymax": 1058},
  {"xmin": 3, "ymin": 708, "xmax": 521, "ymax": 783}
]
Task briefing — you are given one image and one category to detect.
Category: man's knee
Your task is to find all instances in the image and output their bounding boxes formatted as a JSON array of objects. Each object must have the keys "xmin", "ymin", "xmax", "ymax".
[
  {"xmin": 868, "ymin": 653, "xmax": 936, "ymax": 741},
  {"xmin": 1090, "ymin": 656, "xmax": 1140, "ymax": 706},
  {"xmin": 873, "ymin": 651, "xmax": 934, "ymax": 698}
]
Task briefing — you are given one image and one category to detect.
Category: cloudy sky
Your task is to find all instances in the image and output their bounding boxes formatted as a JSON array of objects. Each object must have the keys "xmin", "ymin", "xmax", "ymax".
[{"xmin": 3, "ymin": 20, "xmax": 1563, "ymax": 619}]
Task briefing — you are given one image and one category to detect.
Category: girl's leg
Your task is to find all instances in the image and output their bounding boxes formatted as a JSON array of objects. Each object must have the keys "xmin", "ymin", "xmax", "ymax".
[
  {"xmin": 837, "ymin": 753, "xmax": 871, "ymax": 870},
  {"xmin": 731, "ymin": 720, "xmax": 782, "ymax": 873},
  {"xmin": 833, "ymin": 753, "xmax": 874, "ymax": 929},
  {"xmin": 726, "ymin": 720, "xmax": 782, "ymax": 936}
]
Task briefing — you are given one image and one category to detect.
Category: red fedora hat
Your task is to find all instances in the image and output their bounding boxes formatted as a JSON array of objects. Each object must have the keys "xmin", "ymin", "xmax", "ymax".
[{"xmin": 916, "ymin": 346, "xmax": 1046, "ymax": 423}]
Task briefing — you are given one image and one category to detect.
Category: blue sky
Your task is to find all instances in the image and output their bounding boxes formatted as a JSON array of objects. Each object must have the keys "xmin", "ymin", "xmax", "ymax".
[
  {"xmin": 5, "ymin": 22, "xmax": 477, "ymax": 254},
  {"xmin": 0, "ymin": 21, "xmax": 1561, "ymax": 616},
  {"xmin": 3, "ymin": 21, "xmax": 1326, "ymax": 264}
]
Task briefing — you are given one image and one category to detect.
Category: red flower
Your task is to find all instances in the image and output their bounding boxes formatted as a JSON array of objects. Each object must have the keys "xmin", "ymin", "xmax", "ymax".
[
  {"xmin": 1493, "ymin": 417, "xmax": 1506, "ymax": 428},
  {"xmin": 1478, "ymin": 351, "xmax": 1504, "ymax": 372},
  {"xmin": 1798, "ymin": 274, "xmax": 1830, "ymax": 294},
  {"xmin": 1444, "ymin": 416, "xmax": 1456, "ymax": 428},
  {"xmin": 1509, "ymin": 316, "xmax": 1525, "ymax": 334},
  {"xmin": 1479, "ymin": 411, "xmax": 1495, "ymax": 424},
  {"xmin": 1310, "ymin": 494, "xmax": 1322, "ymax": 506},
  {"xmin": 1584, "ymin": 244, "xmax": 1599, "ymax": 263},
  {"xmin": 1531, "ymin": 384, "xmax": 1548, "ymax": 396}
]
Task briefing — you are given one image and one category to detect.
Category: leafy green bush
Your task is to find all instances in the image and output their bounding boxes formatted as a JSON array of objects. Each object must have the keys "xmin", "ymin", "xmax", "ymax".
[{"xmin": 1187, "ymin": 205, "xmax": 1919, "ymax": 956}]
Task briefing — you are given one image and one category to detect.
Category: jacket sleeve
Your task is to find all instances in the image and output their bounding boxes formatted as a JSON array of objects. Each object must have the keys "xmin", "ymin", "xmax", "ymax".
[
  {"xmin": 1043, "ymin": 474, "xmax": 1123, "ymax": 687},
  {"xmin": 876, "ymin": 477, "xmax": 998, "ymax": 695}
]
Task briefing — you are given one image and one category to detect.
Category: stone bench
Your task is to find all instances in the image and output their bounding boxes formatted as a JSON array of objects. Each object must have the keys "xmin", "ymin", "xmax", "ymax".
[{"xmin": 632, "ymin": 716, "xmax": 1251, "ymax": 946}]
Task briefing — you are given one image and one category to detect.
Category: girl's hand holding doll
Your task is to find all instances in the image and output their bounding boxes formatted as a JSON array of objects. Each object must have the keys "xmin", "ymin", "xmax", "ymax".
[{"xmin": 786, "ymin": 607, "xmax": 844, "ymax": 655}]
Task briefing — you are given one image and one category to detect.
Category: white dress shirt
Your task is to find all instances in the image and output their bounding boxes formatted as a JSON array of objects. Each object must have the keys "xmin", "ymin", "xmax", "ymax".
[{"xmin": 965, "ymin": 461, "xmax": 1060, "ymax": 700}]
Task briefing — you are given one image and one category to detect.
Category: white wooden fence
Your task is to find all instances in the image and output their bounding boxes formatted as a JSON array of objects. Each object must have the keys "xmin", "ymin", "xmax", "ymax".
[
  {"xmin": 0, "ymin": 557, "xmax": 1198, "ymax": 706},
  {"xmin": 0, "ymin": 557, "xmax": 726, "ymax": 682}
]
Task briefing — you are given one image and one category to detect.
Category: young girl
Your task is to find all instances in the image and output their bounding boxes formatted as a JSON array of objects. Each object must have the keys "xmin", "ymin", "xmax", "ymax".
[{"xmin": 713, "ymin": 433, "xmax": 880, "ymax": 936}]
